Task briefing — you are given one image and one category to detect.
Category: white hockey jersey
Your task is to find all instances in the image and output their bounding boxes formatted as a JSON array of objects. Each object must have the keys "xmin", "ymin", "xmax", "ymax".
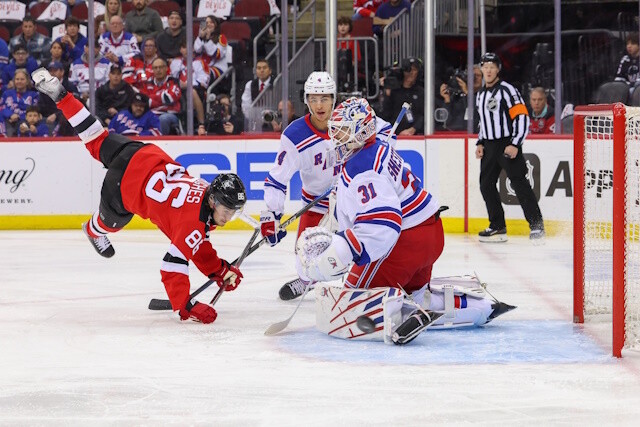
[
  {"xmin": 334, "ymin": 139, "xmax": 439, "ymax": 265},
  {"xmin": 264, "ymin": 113, "xmax": 395, "ymax": 214}
]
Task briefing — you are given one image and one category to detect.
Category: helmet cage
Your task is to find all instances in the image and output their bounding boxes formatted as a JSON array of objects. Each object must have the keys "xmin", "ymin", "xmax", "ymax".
[{"xmin": 328, "ymin": 98, "xmax": 377, "ymax": 164}]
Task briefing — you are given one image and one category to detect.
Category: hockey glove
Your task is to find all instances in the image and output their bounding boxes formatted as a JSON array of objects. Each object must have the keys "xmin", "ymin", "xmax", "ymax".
[
  {"xmin": 209, "ymin": 259, "xmax": 243, "ymax": 291},
  {"xmin": 260, "ymin": 210, "xmax": 287, "ymax": 246},
  {"xmin": 179, "ymin": 301, "xmax": 217, "ymax": 324}
]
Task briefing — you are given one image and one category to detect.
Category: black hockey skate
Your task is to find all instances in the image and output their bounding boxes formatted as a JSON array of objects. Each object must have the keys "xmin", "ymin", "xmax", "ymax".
[
  {"xmin": 392, "ymin": 309, "xmax": 444, "ymax": 345},
  {"xmin": 82, "ymin": 222, "xmax": 115, "ymax": 258},
  {"xmin": 486, "ymin": 301, "xmax": 517, "ymax": 323},
  {"xmin": 478, "ymin": 227, "xmax": 507, "ymax": 243},
  {"xmin": 279, "ymin": 277, "xmax": 313, "ymax": 301}
]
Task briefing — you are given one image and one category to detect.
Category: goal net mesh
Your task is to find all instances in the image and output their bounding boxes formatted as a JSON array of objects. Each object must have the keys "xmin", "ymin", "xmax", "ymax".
[{"xmin": 582, "ymin": 108, "xmax": 640, "ymax": 351}]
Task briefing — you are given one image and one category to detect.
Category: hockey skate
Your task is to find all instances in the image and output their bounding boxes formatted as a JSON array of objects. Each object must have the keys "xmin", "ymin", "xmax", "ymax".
[
  {"xmin": 279, "ymin": 277, "xmax": 313, "ymax": 301},
  {"xmin": 82, "ymin": 222, "xmax": 115, "ymax": 258},
  {"xmin": 529, "ymin": 228, "xmax": 545, "ymax": 244},
  {"xmin": 486, "ymin": 301, "xmax": 517, "ymax": 323},
  {"xmin": 391, "ymin": 309, "xmax": 444, "ymax": 345},
  {"xmin": 478, "ymin": 227, "xmax": 507, "ymax": 243},
  {"xmin": 31, "ymin": 68, "xmax": 67, "ymax": 102}
]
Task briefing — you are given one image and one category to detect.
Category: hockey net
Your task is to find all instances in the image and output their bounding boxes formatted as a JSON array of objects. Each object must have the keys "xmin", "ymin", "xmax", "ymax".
[{"xmin": 574, "ymin": 103, "xmax": 640, "ymax": 357}]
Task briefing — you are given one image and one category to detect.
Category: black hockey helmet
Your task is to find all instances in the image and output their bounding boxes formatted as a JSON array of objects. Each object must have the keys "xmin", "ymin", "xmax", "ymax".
[
  {"xmin": 480, "ymin": 52, "xmax": 502, "ymax": 71},
  {"xmin": 208, "ymin": 173, "xmax": 246, "ymax": 211}
]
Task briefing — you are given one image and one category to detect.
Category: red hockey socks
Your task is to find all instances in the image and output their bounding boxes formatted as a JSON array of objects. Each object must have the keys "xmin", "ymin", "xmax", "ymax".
[{"xmin": 56, "ymin": 93, "xmax": 108, "ymax": 161}]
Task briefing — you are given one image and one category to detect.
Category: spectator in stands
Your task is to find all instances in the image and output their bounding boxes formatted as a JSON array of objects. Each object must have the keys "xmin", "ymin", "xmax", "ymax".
[
  {"xmin": 262, "ymin": 99, "xmax": 298, "ymax": 133},
  {"xmin": 96, "ymin": 0, "xmax": 123, "ymax": 38},
  {"xmin": 438, "ymin": 64, "xmax": 482, "ymax": 131},
  {"xmin": 615, "ymin": 32, "xmax": 640, "ymax": 86},
  {"xmin": 373, "ymin": 0, "xmax": 411, "ymax": 37},
  {"xmin": 170, "ymin": 40, "xmax": 209, "ymax": 135},
  {"xmin": 70, "ymin": 44, "xmax": 111, "ymax": 102},
  {"xmin": 1, "ymin": 69, "xmax": 39, "ymax": 136},
  {"xmin": 37, "ymin": 61, "xmax": 77, "ymax": 136},
  {"xmin": 125, "ymin": 0, "xmax": 165, "ymax": 44},
  {"xmin": 0, "ymin": 38, "xmax": 8, "ymax": 71},
  {"xmin": 17, "ymin": 105, "xmax": 49, "ymax": 137},
  {"xmin": 382, "ymin": 56, "xmax": 424, "ymax": 135},
  {"xmin": 352, "ymin": 0, "xmax": 384, "ymax": 21},
  {"xmin": 1, "ymin": 44, "xmax": 38, "ymax": 90},
  {"xmin": 55, "ymin": 17, "xmax": 87, "ymax": 65},
  {"xmin": 96, "ymin": 64, "xmax": 135, "ymax": 126},
  {"xmin": 123, "ymin": 36, "xmax": 158, "ymax": 85},
  {"xmin": 47, "ymin": 41, "xmax": 66, "ymax": 70},
  {"xmin": 528, "ymin": 87, "xmax": 555, "ymax": 134},
  {"xmin": 108, "ymin": 92, "xmax": 161, "ymax": 136},
  {"xmin": 194, "ymin": 15, "xmax": 229, "ymax": 80},
  {"xmin": 206, "ymin": 93, "xmax": 243, "ymax": 135},
  {"xmin": 337, "ymin": 16, "xmax": 361, "ymax": 92},
  {"xmin": 137, "ymin": 57, "xmax": 182, "ymax": 135},
  {"xmin": 99, "ymin": 15, "xmax": 140, "ymax": 67},
  {"xmin": 241, "ymin": 59, "xmax": 272, "ymax": 118},
  {"xmin": 9, "ymin": 16, "xmax": 51, "ymax": 65},
  {"xmin": 156, "ymin": 11, "xmax": 186, "ymax": 61}
]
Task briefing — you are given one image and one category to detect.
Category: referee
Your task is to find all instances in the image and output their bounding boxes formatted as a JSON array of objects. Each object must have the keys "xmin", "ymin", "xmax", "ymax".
[{"xmin": 475, "ymin": 52, "xmax": 544, "ymax": 242}]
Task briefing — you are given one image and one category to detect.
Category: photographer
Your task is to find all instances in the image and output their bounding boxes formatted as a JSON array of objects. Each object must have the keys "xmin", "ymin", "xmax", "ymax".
[
  {"xmin": 262, "ymin": 100, "xmax": 299, "ymax": 133},
  {"xmin": 381, "ymin": 57, "xmax": 424, "ymax": 135},
  {"xmin": 206, "ymin": 93, "xmax": 243, "ymax": 135},
  {"xmin": 438, "ymin": 64, "xmax": 482, "ymax": 131}
]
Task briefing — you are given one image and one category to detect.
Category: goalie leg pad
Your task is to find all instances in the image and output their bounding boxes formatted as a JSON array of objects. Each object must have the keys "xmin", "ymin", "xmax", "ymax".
[{"xmin": 428, "ymin": 291, "xmax": 494, "ymax": 328}]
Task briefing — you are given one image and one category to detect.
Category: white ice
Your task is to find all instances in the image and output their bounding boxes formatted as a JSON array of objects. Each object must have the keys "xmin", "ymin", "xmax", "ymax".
[{"xmin": 1, "ymin": 229, "xmax": 640, "ymax": 425}]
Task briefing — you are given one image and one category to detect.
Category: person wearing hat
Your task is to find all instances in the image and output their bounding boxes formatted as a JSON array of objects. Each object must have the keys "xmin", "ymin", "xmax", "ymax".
[
  {"xmin": 1, "ymin": 44, "xmax": 38, "ymax": 89},
  {"xmin": 475, "ymin": 52, "xmax": 544, "ymax": 243},
  {"xmin": 37, "ymin": 61, "xmax": 78, "ymax": 136},
  {"xmin": 156, "ymin": 11, "xmax": 186, "ymax": 60},
  {"xmin": 108, "ymin": 92, "xmax": 161, "ymax": 136},
  {"xmin": 96, "ymin": 64, "xmax": 135, "ymax": 125}
]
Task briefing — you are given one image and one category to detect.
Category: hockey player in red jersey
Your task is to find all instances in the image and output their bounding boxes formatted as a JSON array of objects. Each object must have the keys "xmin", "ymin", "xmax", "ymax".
[{"xmin": 31, "ymin": 67, "xmax": 245, "ymax": 325}]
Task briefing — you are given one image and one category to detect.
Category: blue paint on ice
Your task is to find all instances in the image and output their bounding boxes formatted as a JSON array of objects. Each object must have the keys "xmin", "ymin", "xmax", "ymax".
[{"xmin": 276, "ymin": 320, "xmax": 612, "ymax": 364}]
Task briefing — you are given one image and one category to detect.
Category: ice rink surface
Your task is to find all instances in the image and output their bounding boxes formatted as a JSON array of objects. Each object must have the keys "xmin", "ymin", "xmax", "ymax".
[{"xmin": 1, "ymin": 229, "xmax": 640, "ymax": 426}]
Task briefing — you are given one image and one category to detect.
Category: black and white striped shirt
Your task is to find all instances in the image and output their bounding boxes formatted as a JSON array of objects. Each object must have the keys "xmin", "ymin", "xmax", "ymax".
[{"xmin": 475, "ymin": 80, "xmax": 530, "ymax": 146}]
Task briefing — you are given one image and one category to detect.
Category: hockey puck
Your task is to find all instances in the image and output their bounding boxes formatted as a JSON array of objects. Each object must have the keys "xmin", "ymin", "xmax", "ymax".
[{"xmin": 356, "ymin": 315, "xmax": 376, "ymax": 334}]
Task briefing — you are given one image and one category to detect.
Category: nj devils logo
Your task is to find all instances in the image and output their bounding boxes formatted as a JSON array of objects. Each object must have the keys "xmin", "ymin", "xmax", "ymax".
[{"xmin": 499, "ymin": 153, "xmax": 541, "ymax": 204}]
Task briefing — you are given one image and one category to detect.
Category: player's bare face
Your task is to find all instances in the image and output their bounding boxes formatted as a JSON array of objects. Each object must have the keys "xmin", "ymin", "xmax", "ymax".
[
  {"xmin": 212, "ymin": 204, "xmax": 237, "ymax": 226},
  {"xmin": 307, "ymin": 94, "xmax": 333, "ymax": 126},
  {"xmin": 481, "ymin": 63, "xmax": 499, "ymax": 87}
]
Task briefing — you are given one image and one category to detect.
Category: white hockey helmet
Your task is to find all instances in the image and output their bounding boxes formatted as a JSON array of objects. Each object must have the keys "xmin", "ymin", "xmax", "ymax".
[
  {"xmin": 303, "ymin": 71, "xmax": 337, "ymax": 111},
  {"xmin": 328, "ymin": 97, "xmax": 377, "ymax": 164}
]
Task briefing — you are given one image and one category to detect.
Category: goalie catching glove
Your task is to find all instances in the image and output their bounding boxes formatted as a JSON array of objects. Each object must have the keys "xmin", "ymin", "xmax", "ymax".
[
  {"xmin": 296, "ymin": 227, "xmax": 353, "ymax": 282},
  {"xmin": 209, "ymin": 259, "xmax": 243, "ymax": 291},
  {"xmin": 260, "ymin": 210, "xmax": 287, "ymax": 246},
  {"xmin": 179, "ymin": 300, "xmax": 217, "ymax": 324}
]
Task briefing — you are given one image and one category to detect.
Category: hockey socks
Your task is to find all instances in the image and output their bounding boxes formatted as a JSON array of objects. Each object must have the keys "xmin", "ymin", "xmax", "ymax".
[
  {"xmin": 57, "ymin": 92, "xmax": 108, "ymax": 161},
  {"xmin": 82, "ymin": 212, "xmax": 118, "ymax": 258}
]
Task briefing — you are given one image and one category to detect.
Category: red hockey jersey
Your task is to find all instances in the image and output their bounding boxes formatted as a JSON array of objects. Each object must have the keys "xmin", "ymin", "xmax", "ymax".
[{"xmin": 120, "ymin": 144, "xmax": 225, "ymax": 309}]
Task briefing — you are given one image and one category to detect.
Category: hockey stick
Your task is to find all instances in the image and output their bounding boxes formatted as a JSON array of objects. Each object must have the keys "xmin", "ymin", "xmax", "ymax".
[
  {"xmin": 263, "ymin": 284, "xmax": 312, "ymax": 336},
  {"xmin": 386, "ymin": 102, "xmax": 410, "ymax": 143},
  {"xmin": 147, "ymin": 187, "xmax": 332, "ymax": 311}
]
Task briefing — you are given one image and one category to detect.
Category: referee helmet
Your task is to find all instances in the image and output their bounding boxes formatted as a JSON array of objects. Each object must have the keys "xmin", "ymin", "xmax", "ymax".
[{"xmin": 480, "ymin": 52, "xmax": 502, "ymax": 71}]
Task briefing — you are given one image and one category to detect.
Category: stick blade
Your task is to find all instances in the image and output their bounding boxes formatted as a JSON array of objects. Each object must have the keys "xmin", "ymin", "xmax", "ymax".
[
  {"xmin": 148, "ymin": 299, "xmax": 172, "ymax": 310},
  {"xmin": 264, "ymin": 320, "xmax": 289, "ymax": 336}
]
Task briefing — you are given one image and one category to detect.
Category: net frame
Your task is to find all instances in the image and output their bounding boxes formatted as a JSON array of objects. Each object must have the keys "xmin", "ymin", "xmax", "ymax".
[{"xmin": 574, "ymin": 103, "xmax": 640, "ymax": 358}]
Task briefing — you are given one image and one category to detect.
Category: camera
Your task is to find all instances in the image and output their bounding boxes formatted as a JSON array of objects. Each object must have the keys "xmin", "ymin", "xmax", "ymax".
[
  {"xmin": 209, "ymin": 102, "xmax": 226, "ymax": 123},
  {"xmin": 262, "ymin": 109, "xmax": 281, "ymax": 123},
  {"xmin": 384, "ymin": 57, "xmax": 422, "ymax": 91},
  {"xmin": 446, "ymin": 68, "xmax": 467, "ymax": 96}
]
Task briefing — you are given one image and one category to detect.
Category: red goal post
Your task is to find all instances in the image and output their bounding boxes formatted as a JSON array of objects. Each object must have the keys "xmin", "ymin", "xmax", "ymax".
[{"xmin": 573, "ymin": 103, "xmax": 640, "ymax": 357}]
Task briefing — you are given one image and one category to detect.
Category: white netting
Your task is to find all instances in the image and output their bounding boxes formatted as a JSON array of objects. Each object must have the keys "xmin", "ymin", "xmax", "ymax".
[{"xmin": 581, "ymin": 107, "xmax": 640, "ymax": 351}]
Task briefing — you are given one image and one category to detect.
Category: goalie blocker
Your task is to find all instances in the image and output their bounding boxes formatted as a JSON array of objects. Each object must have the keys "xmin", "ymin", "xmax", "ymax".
[{"xmin": 315, "ymin": 275, "xmax": 515, "ymax": 345}]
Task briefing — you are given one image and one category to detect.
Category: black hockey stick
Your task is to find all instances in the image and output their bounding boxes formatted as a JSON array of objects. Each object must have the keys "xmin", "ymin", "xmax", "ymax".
[{"xmin": 148, "ymin": 187, "xmax": 332, "ymax": 311}]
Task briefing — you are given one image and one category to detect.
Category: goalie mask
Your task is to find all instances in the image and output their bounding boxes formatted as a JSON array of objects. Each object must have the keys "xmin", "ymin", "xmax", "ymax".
[
  {"xmin": 328, "ymin": 97, "xmax": 377, "ymax": 164},
  {"xmin": 304, "ymin": 71, "xmax": 337, "ymax": 112},
  {"xmin": 207, "ymin": 173, "xmax": 246, "ymax": 221}
]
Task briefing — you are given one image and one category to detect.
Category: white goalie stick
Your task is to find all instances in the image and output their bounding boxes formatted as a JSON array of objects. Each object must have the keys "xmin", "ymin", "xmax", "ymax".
[
  {"xmin": 386, "ymin": 102, "xmax": 410, "ymax": 143},
  {"xmin": 147, "ymin": 187, "xmax": 332, "ymax": 311},
  {"xmin": 263, "ymin": 285, "xmax": 312, "ymax": 336}
]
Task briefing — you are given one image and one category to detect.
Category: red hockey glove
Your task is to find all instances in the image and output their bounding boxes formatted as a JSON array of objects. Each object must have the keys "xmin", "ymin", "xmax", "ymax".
[
  {"xmin": 179, "ymin": 301, "xmax": 217, "ymax": 324},
  {"xmin": 209, "ymin": 259, "xmax": 243, "ymax": 291}
]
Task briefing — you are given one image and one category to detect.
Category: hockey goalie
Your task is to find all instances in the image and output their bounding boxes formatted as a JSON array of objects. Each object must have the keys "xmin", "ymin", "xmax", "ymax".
[{"xmin": 295, "ymin": 97, "xmax": 515, "ymax": 345}]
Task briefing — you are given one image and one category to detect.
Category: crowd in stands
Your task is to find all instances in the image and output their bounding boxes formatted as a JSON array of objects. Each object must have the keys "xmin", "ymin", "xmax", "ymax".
[{"xmin": 1, "ymin": 0, "xmax": 623, "ymax": 137}]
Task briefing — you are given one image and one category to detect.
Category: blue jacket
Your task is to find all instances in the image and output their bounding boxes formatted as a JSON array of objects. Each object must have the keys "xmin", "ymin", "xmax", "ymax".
[{"xmin": 1, "ymin": 89, "xmax": 39, "ymax": 121}]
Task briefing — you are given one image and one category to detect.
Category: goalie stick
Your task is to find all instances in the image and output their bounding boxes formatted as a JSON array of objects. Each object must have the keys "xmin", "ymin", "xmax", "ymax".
[
  {"xmin": 263, "ymin": 285, "xmax": 312, "ymax": 336},
  {"xmin": 386, "ymin": 102, "xmax": 410, "ymax": 143},
  {"xmin": 147, "ymin": 187, "xmax": 332, "ymax": 311}
]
